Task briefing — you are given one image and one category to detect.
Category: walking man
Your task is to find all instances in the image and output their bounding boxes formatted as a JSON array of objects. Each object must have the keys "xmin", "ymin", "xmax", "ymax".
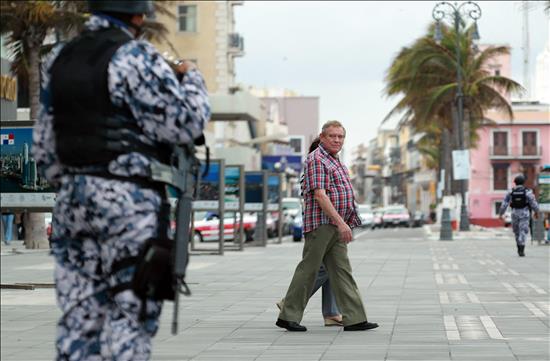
[
  {"xmin": 32, "ymin": 1, "xmax": 209, "ymax": 359},
  {"xmin": 499, "ymin": 175, "xmax": 539, "ymax": 257},
  {"xmin": 276, "ymin": 120, "xmax": 378, "ymax": 332}
]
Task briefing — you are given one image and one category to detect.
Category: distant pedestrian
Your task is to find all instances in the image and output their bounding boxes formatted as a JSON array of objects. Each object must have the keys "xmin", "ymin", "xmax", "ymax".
[
  {"xmin": 275, "ymin": 120, "xmax": 378, "ymax": 332},
  {"xmin": 2, "ymin": 212, "xmax": 15, "ymax": 245},
  {"xmin": 499, "ymin": 175, "xmax": 540, "ymax": 257}
]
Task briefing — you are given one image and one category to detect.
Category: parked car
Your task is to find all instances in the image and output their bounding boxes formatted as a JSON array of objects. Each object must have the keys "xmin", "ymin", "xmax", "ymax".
[
  {"xmin": 372, "ymin": 208, "xmax": 384, "ymax": 229},
  {"xmin": 357, "ymin": 204, "xmax": 374, "ymax": 229},
  {"xmin": 291, "ymin": 214, "xmax": 303, "ymax": 242},
  {"xmin": 191, "ymin": 211, "xmax": 256, "ymax": 243},
  {"xmin": 189, "ymin": 211, "xmax": 278, "ymax": 243},
  {"xmin": 382, "ymin": 206, "xmax": 410, "ymax": 228},
  {"xmin": 410, "ymin": 211, "xmax": 425, "ymax": 227},
  {"xmin": 266, "ymin": 212, "xmax": 279, "ymax": 238},
  {"xmin": 282, "ymin": 197, "xmax": 302, "ymax": 235}
]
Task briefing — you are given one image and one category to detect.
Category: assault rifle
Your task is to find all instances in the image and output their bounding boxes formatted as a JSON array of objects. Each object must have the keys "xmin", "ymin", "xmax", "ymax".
[{"xmin": 149, "ymin": 144, "xmax": 201, "ymax": 335}]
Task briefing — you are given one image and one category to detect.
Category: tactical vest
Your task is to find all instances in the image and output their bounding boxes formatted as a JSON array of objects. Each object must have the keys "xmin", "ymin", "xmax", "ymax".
[
  {"xmin": 50, "ymin": 27, "xmax": 170, "ymax": 168},
  {"xmin": 510, "ymin": 186, "xmax": 528, "ymax": 209}
]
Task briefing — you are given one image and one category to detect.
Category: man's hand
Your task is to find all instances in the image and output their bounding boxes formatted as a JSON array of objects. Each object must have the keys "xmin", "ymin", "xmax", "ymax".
[
  {"xmin": 176, "ymin": 60, "xmax": 196, "ymax": 74},
  {"xmin": 337, "ymin": 222, "xmax": 353, "ymax": 244},
  {"xmin": 533, "ymin": 212, "xmax": 538, "ymax": 220},
  {"xmin": 312, "ymin": 189, "xmax": 353, "ymax": 244}
]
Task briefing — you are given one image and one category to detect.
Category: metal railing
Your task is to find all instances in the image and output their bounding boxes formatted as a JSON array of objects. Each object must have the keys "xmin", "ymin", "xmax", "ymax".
[{"xmin": 489, "ymin": 146, "xmax": 542, "ymax": 158}]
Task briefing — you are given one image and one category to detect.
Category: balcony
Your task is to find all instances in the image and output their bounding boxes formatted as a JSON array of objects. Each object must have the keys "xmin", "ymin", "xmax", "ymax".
[
  {"xmin": 489, "ymin": 146, "xmax": 542, "ymax": 160},
  {"xmin": 228, "ymin": 33, "xmax": 244, "ymax": 57}
]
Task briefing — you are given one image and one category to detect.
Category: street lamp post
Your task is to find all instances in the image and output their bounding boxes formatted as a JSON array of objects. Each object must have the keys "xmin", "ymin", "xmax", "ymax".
[{"xmin": 432, "ymin": 1, "xmax": 481, "ymax": 232}]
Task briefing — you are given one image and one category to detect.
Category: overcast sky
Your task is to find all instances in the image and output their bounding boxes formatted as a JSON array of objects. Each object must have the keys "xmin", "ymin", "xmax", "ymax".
[{"xmin": 234, "ymin": 1, "xmax": 549, "ymax": 159}]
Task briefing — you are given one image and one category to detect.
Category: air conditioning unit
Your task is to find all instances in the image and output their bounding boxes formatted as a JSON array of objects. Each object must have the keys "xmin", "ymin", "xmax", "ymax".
[{"xmin": 229, "ymin": 33, "xmax": 244, "ymax": 52}]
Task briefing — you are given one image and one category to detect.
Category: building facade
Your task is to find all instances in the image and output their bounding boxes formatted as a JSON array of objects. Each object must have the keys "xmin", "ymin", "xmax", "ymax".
[
  {"xmin": 153, "ymin": 0, "xmax": 244, "ymax": 94},
  {"xmin": 153, "ymin": 1, "xmax": 269, "ymax": 170},
  {"xmin": 468, "ymin": 37, "xmax": 550, "ymax": 227},
  {"xmin": 469, "ymin": 102, "xmax": 550, "ymax": 227}
]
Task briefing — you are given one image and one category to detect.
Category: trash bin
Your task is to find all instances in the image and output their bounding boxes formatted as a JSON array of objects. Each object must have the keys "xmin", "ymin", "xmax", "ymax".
[{"xmin": 451, "ymin": 220, "xmax": 458, "ymax": 231}]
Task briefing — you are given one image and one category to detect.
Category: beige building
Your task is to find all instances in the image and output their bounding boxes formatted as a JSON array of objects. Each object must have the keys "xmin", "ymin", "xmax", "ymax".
[
  {"xmin": 153, "ymin": 0, "xmax": 244, "ymax": 94},
  {"xmin": 153, "ymin": 1, "xmax": 271, "ymax": 170}
]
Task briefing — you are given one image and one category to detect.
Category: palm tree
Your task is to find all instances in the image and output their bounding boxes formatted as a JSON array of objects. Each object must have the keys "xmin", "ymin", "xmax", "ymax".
[
  {"xmin": 0, "ymin": 1, "xmax": 87, "ymax": 120},
  {"xmin": 0, "ymin": 1, "xmax": 174, "ymax": 248},
  {"xmin": 1, "ymin": 1, "xmax": 86, "ymax": 248},
  {"xmin": 384, "ymin": 22, "xmax": 523, "ymax": 196}
]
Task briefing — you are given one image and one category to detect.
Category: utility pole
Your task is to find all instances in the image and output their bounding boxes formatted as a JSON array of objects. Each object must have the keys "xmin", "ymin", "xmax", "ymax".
[{"xmin": 522, "ymin": 0, "xmax": 531, "ymax": 98}]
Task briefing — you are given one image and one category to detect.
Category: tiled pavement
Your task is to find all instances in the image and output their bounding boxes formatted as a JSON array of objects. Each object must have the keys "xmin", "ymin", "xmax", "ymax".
[{"xmin": 1, "ymin": 227, "xmax": 549, "ymax": 361}]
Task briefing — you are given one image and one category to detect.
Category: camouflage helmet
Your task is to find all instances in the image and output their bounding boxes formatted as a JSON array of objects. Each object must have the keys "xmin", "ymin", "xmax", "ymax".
[{"xmin": 88, "ymin": 0, "xmax": 154, "ymax": 16}]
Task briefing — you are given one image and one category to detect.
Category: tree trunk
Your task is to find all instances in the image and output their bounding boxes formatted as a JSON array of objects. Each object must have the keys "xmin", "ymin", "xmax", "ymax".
[
  {"xmin": 28, "ymin": 45, "xmax": 41, "ymax": 121},
  {"xmin": 24, "ymin": 212, "xmax": 49, "ymax": 249},
  {"xmin": 24, "ymin": 39, "xmax": 48, "ymax": 249}
]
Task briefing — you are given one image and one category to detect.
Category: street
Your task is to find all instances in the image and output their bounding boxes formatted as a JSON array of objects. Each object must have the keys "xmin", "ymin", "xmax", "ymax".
[{"xmin": 1, "ymin": 227, "xmax": 549, "ymax": 361}]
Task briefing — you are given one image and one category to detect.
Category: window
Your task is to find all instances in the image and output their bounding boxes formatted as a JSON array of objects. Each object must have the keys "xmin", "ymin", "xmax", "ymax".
[
  {"xmin": 493, "ymin": 164, "xmax": 509, "ymax": 190},
  {"xmin": 289, "ymin": 136, "xmax": 304, "ymax": 155},
  {"xmin": 522, "ymin": 131, "xmax": 537, "ymax": 156},
  {"xmin": 178, "ymin": 5, "xmax": 197, "ymax": 32},
  {"xmin": 492, "ymin": 131, "xmax": 508, "ymax": 155},
  {"xmin": 494, "ymin": 69, "xmax": 500, "ymax": 76}
]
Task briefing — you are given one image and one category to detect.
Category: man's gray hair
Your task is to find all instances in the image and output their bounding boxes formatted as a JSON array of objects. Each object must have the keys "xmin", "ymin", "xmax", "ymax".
[{"xmin": 321, "ymin": 120, "xmax": 346, "ymax": 135}]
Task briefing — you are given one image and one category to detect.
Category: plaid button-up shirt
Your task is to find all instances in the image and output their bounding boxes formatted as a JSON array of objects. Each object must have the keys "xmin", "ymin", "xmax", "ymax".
[{"xmin": 301, "ymin": 144, "xmax": 361, "ymax": 234}]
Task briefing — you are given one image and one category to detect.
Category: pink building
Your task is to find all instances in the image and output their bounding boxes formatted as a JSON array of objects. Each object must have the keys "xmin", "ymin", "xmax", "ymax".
[
  {"xmin": 467, "ymin": 44, "xmax": 550, "ymax": 227},
  {"xmin": 469, "ymin": 103, "xmax": 550, "ymax": 227}
]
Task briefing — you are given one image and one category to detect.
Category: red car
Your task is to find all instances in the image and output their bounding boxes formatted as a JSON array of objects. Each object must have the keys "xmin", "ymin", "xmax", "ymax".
[{"xmin": 192, "ymin": 211, "xmax": 256, "ymax": 243}]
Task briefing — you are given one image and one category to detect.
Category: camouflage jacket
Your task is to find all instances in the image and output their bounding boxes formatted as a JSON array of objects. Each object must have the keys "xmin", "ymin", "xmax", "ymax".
[
  {"xmin": 499, "ymin": 186, "xmax": 540, "ymax": 219},
  {"xmin": 33, "ymin": 15, "xmax": 210, "ymax": 189}
]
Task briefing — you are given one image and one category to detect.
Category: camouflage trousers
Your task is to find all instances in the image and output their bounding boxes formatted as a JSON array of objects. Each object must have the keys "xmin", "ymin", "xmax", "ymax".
[
  {"xmin": 511, "ymin": 214, "xmax": 530, "ymax": 246},
  {"xmin": 51, "ymin": 175, "xmax": 163, "ymax": 361}
]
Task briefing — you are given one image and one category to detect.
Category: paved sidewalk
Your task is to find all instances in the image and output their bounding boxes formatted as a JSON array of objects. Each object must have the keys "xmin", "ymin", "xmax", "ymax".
[{"xmin": 1, "ymin": 228, "xmax": 549, "ymax": 361}]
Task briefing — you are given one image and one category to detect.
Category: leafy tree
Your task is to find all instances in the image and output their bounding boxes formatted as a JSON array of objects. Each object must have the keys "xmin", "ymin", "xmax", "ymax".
[{"xmin": 384, "ymin": 22, "xmax": 523, "ymax": 196}]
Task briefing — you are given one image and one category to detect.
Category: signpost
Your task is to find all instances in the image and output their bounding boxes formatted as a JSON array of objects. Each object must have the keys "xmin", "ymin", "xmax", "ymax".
[
  {"xmin": 190, "ymin": 159, "xmax": 225, "ymax": 255},
  {"xmin": 244, "ymin": 171, "xmax": 267, "ymax": 245},
  {"xmin": 267, "ymin": 173, "xmax": 283, "ymax": 244},
  {"xmin": 224, "ymin": 165, "xmax": 245, "ymax": 251},
  {"xmin": 452, "ymin": 150, "xmax": 470, "ymax": 180},
  {"xmin": 0, "ymin": 122, "xmax": 56, "ymax": 211},
  {"xmin": 538, "ymin": 170, "xmax": 550, "ymax": 213}
]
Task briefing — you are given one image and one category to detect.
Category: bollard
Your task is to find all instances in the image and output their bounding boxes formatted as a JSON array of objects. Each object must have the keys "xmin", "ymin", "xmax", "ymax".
[{"xmin": 440, "ymin": 208, "xmax": 453, "ymax": 241}]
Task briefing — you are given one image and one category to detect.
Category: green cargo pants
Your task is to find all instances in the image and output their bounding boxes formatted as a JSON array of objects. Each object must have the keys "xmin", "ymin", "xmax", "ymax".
[{"xmin": 279, "ymin": 224, "xmax": 368, "ymax": 326}]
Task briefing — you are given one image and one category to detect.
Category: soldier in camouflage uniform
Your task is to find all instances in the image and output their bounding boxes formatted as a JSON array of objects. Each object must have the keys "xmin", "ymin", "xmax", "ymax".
[
  {"xmin": 32, "ymin": 1, "xmax": 210, "ymax": 360},
  {"xmin": 499, "ymin": 175, "xmax": 539, "ymax": 257}
]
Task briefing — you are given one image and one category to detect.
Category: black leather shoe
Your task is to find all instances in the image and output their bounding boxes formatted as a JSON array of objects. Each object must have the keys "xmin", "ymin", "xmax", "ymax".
[
  {"xmin": 344, "ymin": 321, "xmax": 379, "ymax": 331},
  {"xmin": 276, "ymin": 318, "xmax": 307, "ymax": 331}
]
